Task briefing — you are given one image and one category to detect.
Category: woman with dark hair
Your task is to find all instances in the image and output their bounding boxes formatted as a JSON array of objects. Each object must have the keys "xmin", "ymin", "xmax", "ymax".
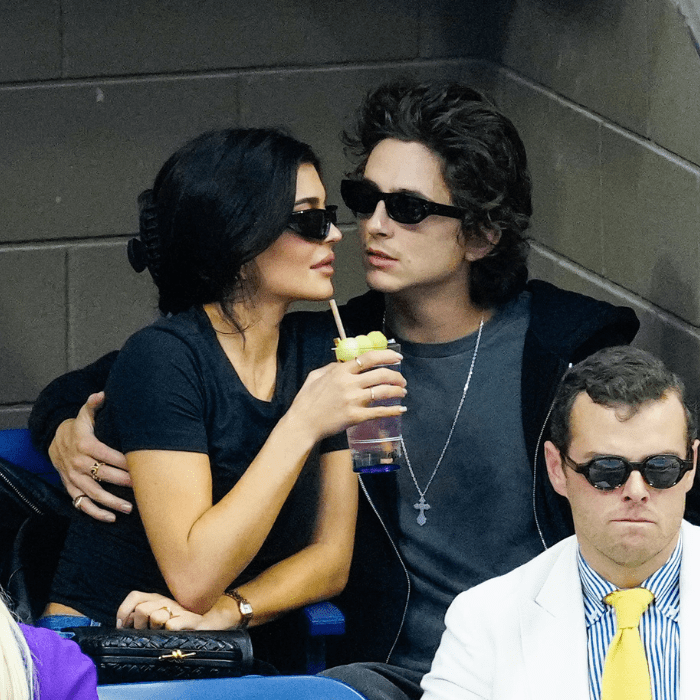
[{"xmin": 36, "ymin": 128, "xmax": 405, "ymax": 664}]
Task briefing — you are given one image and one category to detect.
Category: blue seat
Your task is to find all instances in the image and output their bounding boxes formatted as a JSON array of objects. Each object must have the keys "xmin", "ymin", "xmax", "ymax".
[
  {"xmin": 302, "ymin": 600, "xmax": 345, "ymax": 674},
  {"xmin": 97, "ymin": 675, "xmax": 367, "ymax": 699},
  {"xmin": 0, "ymin": 427, "xmax": 60, "ymax": 485}
]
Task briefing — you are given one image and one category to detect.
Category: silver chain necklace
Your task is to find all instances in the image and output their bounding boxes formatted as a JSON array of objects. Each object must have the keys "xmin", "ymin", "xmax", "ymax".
[{"xmin": 387, "ymin": 314, "xmax": 484, "ymax": 525}]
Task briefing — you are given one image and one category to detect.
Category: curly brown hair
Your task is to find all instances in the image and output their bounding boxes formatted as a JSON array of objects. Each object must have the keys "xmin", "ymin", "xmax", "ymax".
[{"xmin": 343, "ymin": 79, "xmax": 532, "ymax": 309}]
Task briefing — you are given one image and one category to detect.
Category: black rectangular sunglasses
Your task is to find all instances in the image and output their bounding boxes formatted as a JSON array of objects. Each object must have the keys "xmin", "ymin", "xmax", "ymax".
[
  {"xmin": 287, "ymin": 205, "xmax": 338, "ymax": 241},
  {"xmin": 341, "ymin": 179, "xmax": 467, "ymax": 225},
  {"xmin": 564, "ymin": 453, "xmax": 694, "ymax": 491}
]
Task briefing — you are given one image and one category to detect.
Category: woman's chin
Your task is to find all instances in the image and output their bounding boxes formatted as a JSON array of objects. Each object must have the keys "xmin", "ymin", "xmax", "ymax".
[{"xmin": 306, "ymin": 281, "xmax": 335, "ymax": 302}]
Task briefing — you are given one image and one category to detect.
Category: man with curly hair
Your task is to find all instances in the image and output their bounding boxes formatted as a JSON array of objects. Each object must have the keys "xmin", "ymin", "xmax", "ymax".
[
  {"xmin": 304, "ymin": 79, "xmax": 639, "ymax": 699},
  {"xmin": 29, "ymin": 80, "xmax": 639, "ymax": 699}
]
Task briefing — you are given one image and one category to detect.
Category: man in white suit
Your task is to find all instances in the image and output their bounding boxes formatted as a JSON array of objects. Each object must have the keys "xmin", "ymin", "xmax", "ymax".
[{"xmin": 422, "ymin": 346, "xmax": 699, "ymax": 700}]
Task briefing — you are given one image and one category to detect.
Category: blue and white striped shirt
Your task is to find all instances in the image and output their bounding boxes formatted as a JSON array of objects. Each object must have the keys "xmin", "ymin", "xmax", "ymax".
[{"xmin": 578, "ymin": 538, "xmax": 681, "ymax": 700}]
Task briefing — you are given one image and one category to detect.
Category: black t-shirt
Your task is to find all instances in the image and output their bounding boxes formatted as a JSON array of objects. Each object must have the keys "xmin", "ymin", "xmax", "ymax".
[{"xmin": 50, "ymin": 306, "xmax": 346, "ymax": 623}]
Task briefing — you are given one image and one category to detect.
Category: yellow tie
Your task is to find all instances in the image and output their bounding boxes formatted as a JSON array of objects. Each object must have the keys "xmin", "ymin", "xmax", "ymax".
[{"xmin": 601, "ymin": 587, "xmax": 655, "ymax": 700}]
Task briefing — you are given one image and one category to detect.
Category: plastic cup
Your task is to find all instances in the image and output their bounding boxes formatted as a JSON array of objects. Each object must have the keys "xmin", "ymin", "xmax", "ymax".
[{"xmin": 344, "ymin": 343, "xmax": 403, "ymax": 474}]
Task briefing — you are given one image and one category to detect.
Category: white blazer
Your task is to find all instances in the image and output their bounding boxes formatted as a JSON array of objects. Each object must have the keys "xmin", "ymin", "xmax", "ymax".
[{"xmin": 421, "ymin": 521, "xmax": 700, "ymax": 700}]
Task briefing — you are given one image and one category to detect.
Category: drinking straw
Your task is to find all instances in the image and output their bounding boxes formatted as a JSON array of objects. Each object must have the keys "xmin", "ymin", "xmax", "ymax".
[{"xmin": 329, "ymin": 299, "xmax": 347, "ymax": 339}]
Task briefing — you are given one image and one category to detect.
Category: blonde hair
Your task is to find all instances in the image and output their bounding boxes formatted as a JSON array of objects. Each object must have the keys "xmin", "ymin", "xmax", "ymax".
[{"xmin": 0, "ymin": 593, "xmax": 35, "ymax": 700}]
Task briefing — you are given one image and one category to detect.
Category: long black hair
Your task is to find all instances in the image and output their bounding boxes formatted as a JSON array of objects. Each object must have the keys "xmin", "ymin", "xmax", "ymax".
[{"xmin": 128, "ymin": 128, "xmax": 320, "ymax": 330}]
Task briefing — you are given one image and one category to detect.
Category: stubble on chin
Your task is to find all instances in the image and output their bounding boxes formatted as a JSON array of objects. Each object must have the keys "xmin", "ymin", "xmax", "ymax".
[{"xmin": 592, "ymin": 520, "xmax": 680, "ymax": 577}]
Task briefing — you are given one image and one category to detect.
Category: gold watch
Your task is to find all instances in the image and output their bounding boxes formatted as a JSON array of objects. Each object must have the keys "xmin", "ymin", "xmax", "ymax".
[{"xmin": 224, "ymin": 588, "xmax": 253, "ymax": 628}]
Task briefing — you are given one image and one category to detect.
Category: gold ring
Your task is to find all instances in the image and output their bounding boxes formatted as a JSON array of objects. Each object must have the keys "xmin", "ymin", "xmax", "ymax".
[
  {"xmin": 73, "ymin": 494, "xmax": 87, "ymax": 510},
  {"xmin": 158, "ymin": 606, "xmax": 173, "ymax": 618},
  {"xmin": 354, "ymin": 356, "xmax": 363, "ymax": 370},
  {"xmin": 369, "ymin": 387, "xmax": 375, "ymax": 402},
  {"xmin": 91, "ymin": 462, "xmax": 105, "ymax": 481}
]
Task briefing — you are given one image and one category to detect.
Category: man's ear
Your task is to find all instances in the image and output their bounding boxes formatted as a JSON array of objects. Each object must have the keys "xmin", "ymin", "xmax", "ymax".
[
  {"xmin": 544, "ymin": 440, "xmax": 568, "ymax": 498},
  {"xmin": 464, "ymin": 226, "xmax": 501, "ymax": 262},
  {"xmin": 683, "ymin": 438, "xmax": 699, "ymax": 493}
]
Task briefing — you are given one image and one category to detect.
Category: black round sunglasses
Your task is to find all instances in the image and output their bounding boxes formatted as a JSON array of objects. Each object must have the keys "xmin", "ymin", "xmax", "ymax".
[
  {"xmin": 563, "ymin": 453, "xmax": 694, "ymax": 491},
  {"xmin": 286, "ymin": 205, "xmax": 338, "ymax": 241},
  {"xmin": 341, "ymin": 179, "xmax": 467, "ymax": 225}
]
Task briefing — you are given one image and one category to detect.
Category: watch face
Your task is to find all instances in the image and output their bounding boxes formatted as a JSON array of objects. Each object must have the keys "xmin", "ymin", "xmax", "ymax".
[{"xmin": 241, "ymin": 602, "xmax": 253, "ymax": 617}]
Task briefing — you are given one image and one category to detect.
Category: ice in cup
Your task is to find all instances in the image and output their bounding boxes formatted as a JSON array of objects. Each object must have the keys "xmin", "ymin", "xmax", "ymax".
[{"xmin": 335, "ymin": 331, "xmax": 403, "ymax": 474}]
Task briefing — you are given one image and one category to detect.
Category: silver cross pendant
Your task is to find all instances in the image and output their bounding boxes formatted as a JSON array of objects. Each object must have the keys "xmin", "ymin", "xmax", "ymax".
[{"xmin": 414, "ymin": 496, "xmax": 430, "ymax": 526}]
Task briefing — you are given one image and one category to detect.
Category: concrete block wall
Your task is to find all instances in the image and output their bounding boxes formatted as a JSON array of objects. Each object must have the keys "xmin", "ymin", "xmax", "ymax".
[
  {"xmin": 480, "ymin": 0, "xmax": 700, "ymax": 406},
  {"xmin": 2, "ymin": 0, "xmax": 700, "ymax": 427},
  {"xmin": 0, "ymin": 0, "xmax": 505, "ymax": 429}
]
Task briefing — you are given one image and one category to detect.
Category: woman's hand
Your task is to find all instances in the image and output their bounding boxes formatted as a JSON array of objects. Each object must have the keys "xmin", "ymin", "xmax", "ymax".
[
  {"xmin": 288, "ymin": 349, "xmax": 407, "ymax": 442},
  {"xmin": 117, "ymin": 591, "xmax": 240, "ymax": 631},
  {"xmin": 49, "ymin": 392, "xmax": 132, "ymax": 522}
]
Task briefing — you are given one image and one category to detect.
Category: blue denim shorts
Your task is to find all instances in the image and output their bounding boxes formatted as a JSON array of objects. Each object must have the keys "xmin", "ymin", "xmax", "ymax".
[{"xmin": 35, "ymin": 614, "xmax": 102, "ymax": 639}]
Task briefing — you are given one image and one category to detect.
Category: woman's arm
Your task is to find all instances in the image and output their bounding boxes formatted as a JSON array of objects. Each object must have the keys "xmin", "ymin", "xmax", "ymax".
[
  {"xmin": 118, "ymin": 449, "xmax": 357, "ymax": 629},
  {"xmin": 130, "ymin": 352, "xmax": 402, "ymax": 615},
  {"xmin": 228, "ymin": 448, "xmax": 357, "ymax": 625},
  {"xmin": 127, "ymin": 350, "xmax": 406, "ymax": 613}
]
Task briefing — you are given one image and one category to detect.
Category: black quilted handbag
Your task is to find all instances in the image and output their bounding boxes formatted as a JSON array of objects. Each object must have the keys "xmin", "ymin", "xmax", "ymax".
[{"xmin": 67, "ymin": 627, "xmax": 256, "ymax": 684}]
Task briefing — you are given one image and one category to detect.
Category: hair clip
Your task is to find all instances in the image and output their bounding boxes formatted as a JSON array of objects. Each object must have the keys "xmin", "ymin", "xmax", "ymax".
[{"xmin": 127, "ymin": 237, "xmax": 148, "ymax": 273}]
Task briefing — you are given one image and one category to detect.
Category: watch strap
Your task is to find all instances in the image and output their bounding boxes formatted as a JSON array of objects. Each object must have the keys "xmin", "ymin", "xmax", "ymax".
[{"xmin": 224, "ymin": 588, "xmax": 253, "ymax": 628}]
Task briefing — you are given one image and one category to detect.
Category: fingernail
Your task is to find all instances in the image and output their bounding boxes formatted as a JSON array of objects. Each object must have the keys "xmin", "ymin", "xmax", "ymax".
[
  {"xmin": 120, "ymin": 504, "xmax": 133, "ymax": 514},
  {"xmin": 399, "ymin": 406, "xmax": 407, "ymax": 413},
  {"xmin": 116, "ymin": 618, "xmax": 123, "ymax": 628},
  {"xmin": 105, "ymin": 513, "xmax": 116, "ymax": 523}
]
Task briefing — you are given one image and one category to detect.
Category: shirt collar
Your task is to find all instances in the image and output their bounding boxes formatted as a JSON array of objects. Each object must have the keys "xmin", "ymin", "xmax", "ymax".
[{"xmin": 578, "ymin": 534, "xmax": 682, "ymax": 627}]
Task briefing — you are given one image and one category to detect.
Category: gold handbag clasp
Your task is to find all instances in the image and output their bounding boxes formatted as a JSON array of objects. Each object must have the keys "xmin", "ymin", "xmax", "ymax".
[{"xmin": 158, "ymin": 649, "xmax": 197, "ymax": 662}]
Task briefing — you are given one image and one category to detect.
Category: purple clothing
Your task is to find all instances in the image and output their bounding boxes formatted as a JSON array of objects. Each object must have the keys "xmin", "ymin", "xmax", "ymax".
[{"xmin": 20, "ymin": 624, "xmax": 98, "ymax": 700}]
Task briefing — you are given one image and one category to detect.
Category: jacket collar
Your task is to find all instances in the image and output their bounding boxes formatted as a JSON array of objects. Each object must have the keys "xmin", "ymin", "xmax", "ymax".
[
  {"xmin": 520, "ymin": 522, "xmax": 700, "ymax": 700},
  {"xmin": 520, "ymin": 537, "xmax": 590, "ymax": 700}
]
